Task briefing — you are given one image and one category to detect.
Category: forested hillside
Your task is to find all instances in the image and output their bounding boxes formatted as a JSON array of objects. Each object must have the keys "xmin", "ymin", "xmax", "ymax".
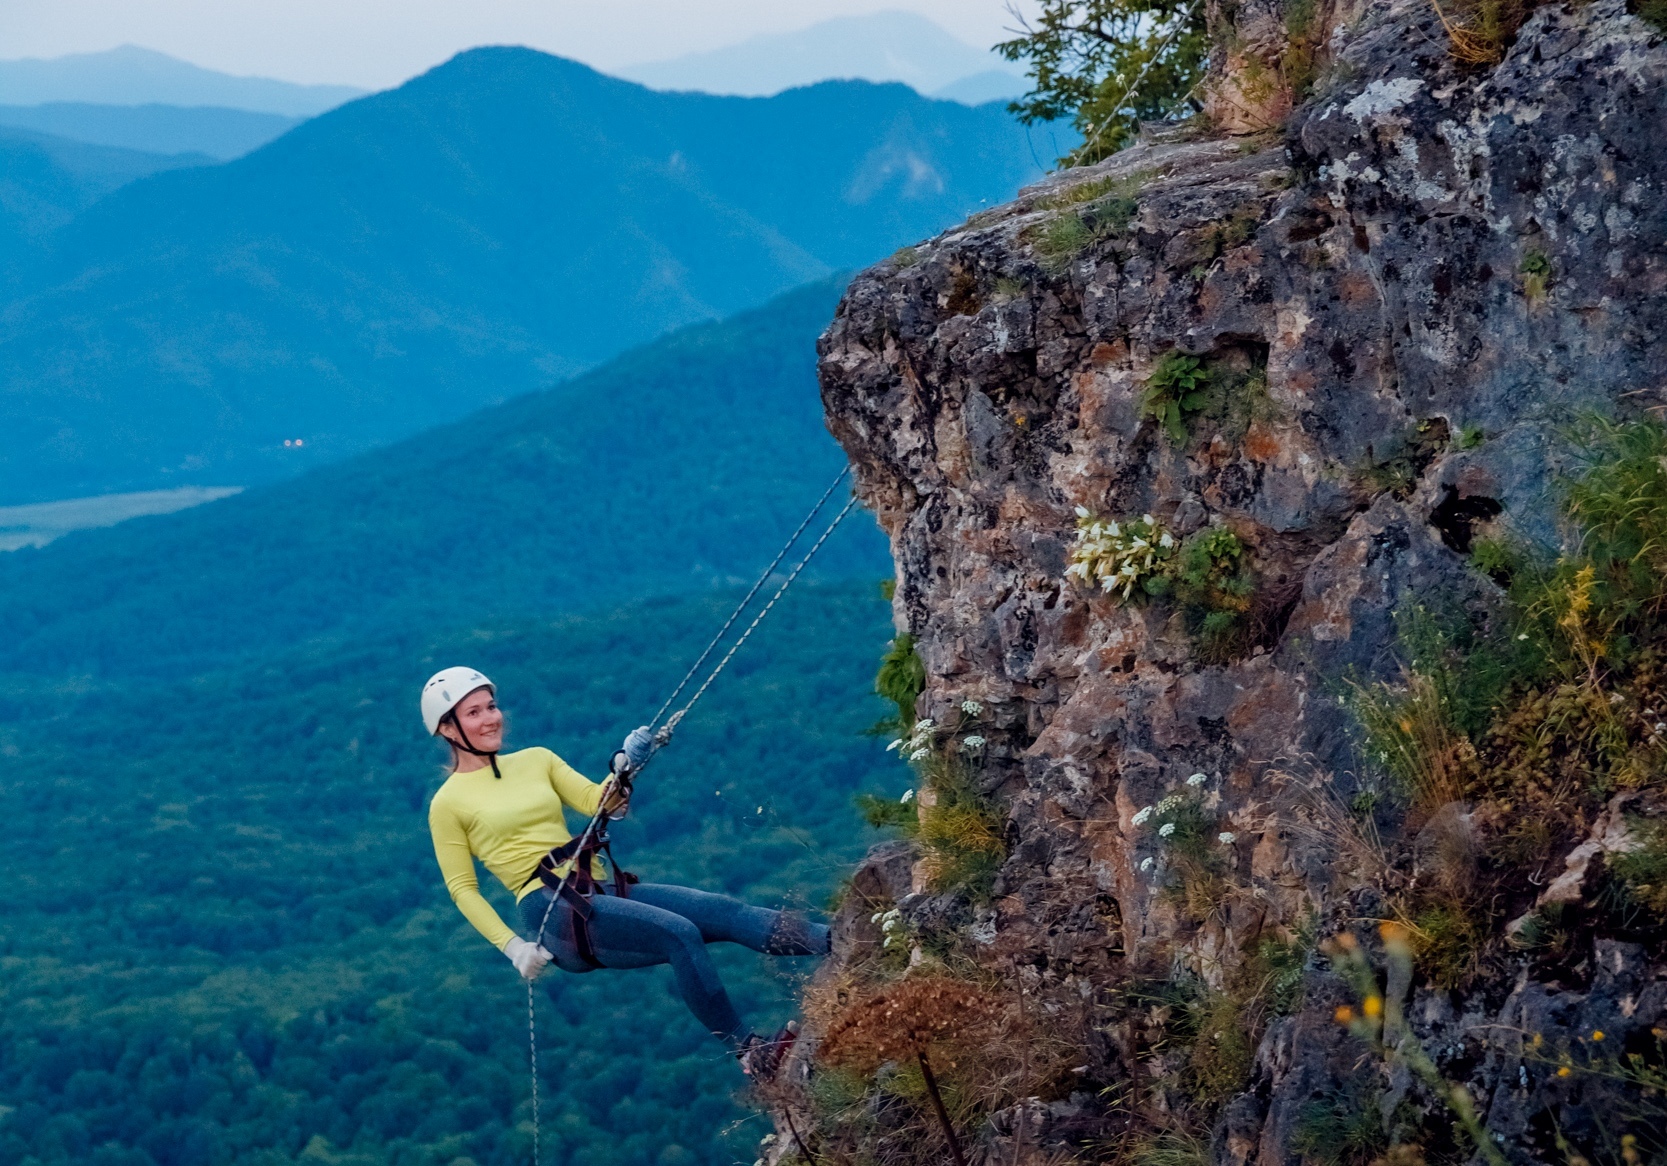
[
  {"xmin": 0, "ymin": 582, "xmax": 900, "ymax": 1166},
  {"xmin": 0, "ymin": 47, "xmax": 1045, "ymax": 504},
  {"xmin": 0, "ymin": 126, "xmax": 206, "ymax": 256},
  {"xmin": 0, "ymin": 278, "xmax": 885, "ymax": 679}
]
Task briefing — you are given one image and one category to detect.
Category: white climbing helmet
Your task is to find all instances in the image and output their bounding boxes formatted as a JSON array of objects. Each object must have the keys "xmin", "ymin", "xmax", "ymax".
[{"xmin": 421, "ymin": 667, "xmax": 495, "ymax": 735}]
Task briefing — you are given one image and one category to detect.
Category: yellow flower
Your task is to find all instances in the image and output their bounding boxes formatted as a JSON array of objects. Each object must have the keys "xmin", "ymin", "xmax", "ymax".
[
  {"xmin": 1378, "ymin": 921, "xmax": 1408, "ymax": 944},
  {"xmin": 1334, "ymin": 1006, "xmax": 1355, "ymax": 1025},
  {"xmin": 1590, "ymin": 1029, "xmax": 1605, "ymax": 1042},
  {"xmin": 1531, "ymin": 1033, "xmax": 1544, "ymax": 1050},
  {"xmin": 1557, "ymin": 1066, "xmax": 1572, "ymax": 1078},
  {"xmin": 1363, "ymin": 996, "xmax": 1383, "ymax": 1019}
]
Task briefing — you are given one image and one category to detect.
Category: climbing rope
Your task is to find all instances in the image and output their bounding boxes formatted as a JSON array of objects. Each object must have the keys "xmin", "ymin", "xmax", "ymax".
[
  {"xmin": 524, "ymin": 470, "xmax": 861, "ymax": 1164},
  {"xmin": 649, "ymin": 466, "xmax": 851, "ymax": 732},
  {"xmin": 527, "ymin": 981, "xmax": 540, "ymax": 1165},
  {"xmin": 650, "ymin": 491, "xmax": 862, "ymax": 752}
]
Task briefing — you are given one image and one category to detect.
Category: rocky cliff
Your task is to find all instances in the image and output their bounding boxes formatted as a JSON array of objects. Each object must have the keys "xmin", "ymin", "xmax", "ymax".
[{"xmin": 776, "ymin": 1, "xmax": 1667, "ymax": 1162}]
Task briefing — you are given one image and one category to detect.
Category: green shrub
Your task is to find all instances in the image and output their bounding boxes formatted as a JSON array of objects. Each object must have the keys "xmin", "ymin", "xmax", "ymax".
[
  {"xmin": 856, "ymin": 791, "xmax": 920, "ymax": 833},
  {"xmin": 1291, "ymin": 1087, "xmax": 1388, "ymax": 1166},
  {"xmin": 1610, "ymin": 816, "xmax": 1667, "ymax": 915},
  {"xmin": 1636, "ymin": 0, "xmax": 1667, "ymax": 33},
  {"xmin": 1172, "ymin": 526, "xmax": 1256, "ymax": 662},
  {"xmin": 1520, "ymin": 250, "xmax": 1552, "ymax": 300},
  {"xmin": 1142, "ymin": 352, "xmax": 1211, "ymax": 443},
  {"xmin": 873, "ymin": 633, "xmax": 926, "ymax": 734}
]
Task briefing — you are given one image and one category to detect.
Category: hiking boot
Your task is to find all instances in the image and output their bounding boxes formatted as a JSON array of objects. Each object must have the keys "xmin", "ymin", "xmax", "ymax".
[{"xmin": 739, "ymin": 1021, "xmax": 799, "ymax": 1081}]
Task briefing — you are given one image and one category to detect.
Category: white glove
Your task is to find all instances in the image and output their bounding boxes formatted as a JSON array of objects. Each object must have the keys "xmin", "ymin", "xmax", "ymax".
[
  {"xmin": 504, "ymin": 936, "xmax": 552, "ymax": 980},
  {"xmin": 621, "ymin": 725, "xmax": 654, "ymax": 769}
]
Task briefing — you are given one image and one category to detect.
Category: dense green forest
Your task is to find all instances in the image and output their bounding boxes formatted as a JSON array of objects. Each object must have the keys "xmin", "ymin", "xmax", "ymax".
[
  {"xmin": 0, "ymin": 581, "xmax": 903, "ymax": 1166},
  {"xmin": 0, "ymin": 278, "xmax": 887, "ymax": 680}
]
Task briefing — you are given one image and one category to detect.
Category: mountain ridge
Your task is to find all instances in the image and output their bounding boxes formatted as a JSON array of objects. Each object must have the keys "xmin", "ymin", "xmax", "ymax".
[
  {"xmin": 0, "ymin": 47, "xmax": 1044, "ymax": 504},
  {"xmin": 0, "ymin": 44, "xmax": 364, "ymax": 115}
]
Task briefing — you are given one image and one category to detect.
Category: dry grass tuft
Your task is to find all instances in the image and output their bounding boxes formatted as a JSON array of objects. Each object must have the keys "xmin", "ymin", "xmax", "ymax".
[
  {"xmin": 820, "ymin": 975, "xmax": 1002, "ymax": 1073},
  {"xmin": 1428, "ymin": 0, "xmax": 1537, "ymax": 64}
]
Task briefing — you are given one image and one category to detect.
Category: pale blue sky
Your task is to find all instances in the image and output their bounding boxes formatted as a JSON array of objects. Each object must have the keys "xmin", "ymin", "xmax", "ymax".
[{"xmin": 0, "ymin": 1, "xmax": 1034, "ymax": 89}]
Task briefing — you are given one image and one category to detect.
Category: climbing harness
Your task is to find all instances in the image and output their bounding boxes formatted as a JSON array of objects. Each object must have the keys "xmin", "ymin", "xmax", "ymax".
[{"xmin": 522, "ymin": 466, "xmax": 859, "ymax": 1163}]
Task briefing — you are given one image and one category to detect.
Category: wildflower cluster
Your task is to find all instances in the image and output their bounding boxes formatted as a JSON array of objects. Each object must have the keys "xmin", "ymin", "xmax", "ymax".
[
  {"xmin": 1325, "ymin": 923, "xmax": 1508, "ymax": 1166},
  {"xmin": 870, "ymin": 907, "xmax": 904, "ymax": 949},
  {"xmin": 886, "ymin": 717, "xmax": 936, "ymax": 763},
  {"xmin": 1065, "ymin": 508, "xmax": 1176, "ymax": 599},
  {"xmin": 1132, "ymin": 774, "xmax": 1232, "ymax": 855}
]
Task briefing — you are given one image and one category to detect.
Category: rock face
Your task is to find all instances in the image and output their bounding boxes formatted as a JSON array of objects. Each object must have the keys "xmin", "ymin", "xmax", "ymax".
[{"xmin": 802, "ymin": 0, "xmax": 1667, "ymax": 1160}]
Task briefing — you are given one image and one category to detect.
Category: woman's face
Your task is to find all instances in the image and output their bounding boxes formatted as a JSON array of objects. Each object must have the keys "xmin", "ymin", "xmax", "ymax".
[{"xmin": 443, "ymin": 686, "xmax": 504, "ymax": 752}]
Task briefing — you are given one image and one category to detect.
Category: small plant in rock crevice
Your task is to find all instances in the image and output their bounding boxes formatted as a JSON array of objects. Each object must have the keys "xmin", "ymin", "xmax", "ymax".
[
  {"xmin": 1290, "ymin": 1086, "xmax": 1392, "ymax": 1166},
  {"xmin": 1140, "ymin": 348, "xmax": 1274, "ymax": 446},
  {"xmin": 1068, "ymin": 511, "xmax": 1262, "ymax": 661},
  {"xmin": 1131, "ymin": 773, "xmax": 1236, "ymax": 923},
  {"xmin": 1169, "ymin": 525, "xmax": 1257, "ymax": 662},
  {"xmin": 1521, "ymin": 249, "xmax": 1553, "ymax": 301},
  {"xmin": 868, "ymin": 702, "xmax": 1005, "ymax": 900},
  {"xmin": 1031, "ymin": 187, "xmax": 1140, "ymax": 272},
  {"xmin": 1429, "ymin": 0, "xmax": 1540, "ymax": 64},
  {"xmin": 1067, "ymin": 509, "xmax": 1178, "ymax": 598},
  {"xmin": 1142, "ymin": 352, "xmax": 1211, "ymax": 443},
  {"xmin": 1611, "ymin": 815, "xmax": 1667, "ymax": 915}
]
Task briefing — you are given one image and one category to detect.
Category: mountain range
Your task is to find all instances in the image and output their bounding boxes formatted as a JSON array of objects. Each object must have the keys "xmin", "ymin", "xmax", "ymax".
[
  {"xmin": 0, "ymin": 44, "xmax": 364, "ymax": 115},
  {"xmin": 0, "ymin": 101, "xmax": 301, "ymax": 159},
  {"xmin": 0, "ymin": 47, "xmax": 1043, "ymax": 505},
  {"xmin": 619, "ymin": 10, "xmax": 1026, "ymax": 99}
]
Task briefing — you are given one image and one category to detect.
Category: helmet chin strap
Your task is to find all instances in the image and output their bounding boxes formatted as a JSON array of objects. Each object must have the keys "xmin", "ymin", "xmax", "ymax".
[{"xmin": 445, "ymin": 713, "xmax": 502, "ymax": 779}]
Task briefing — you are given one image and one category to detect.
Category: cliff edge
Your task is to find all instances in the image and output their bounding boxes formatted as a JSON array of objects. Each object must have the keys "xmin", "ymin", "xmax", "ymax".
[{"xmin": 773, "ymin": 0, "xmax": 1667, "ymax": 1162}]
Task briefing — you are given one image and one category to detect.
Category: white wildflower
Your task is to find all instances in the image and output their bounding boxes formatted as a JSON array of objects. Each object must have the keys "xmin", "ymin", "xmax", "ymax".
[
  {"xmin": 1517, "ymin": 633, "xmax": 1529, "ymax": 641},
  {"xmin": 962, "ymin": 735, "xmax": 987, "ymax": 750},
  {"xmin": 1075, "ymin": 505, "xmax": 1091, "ymax": 518},
  {"xmin": 1157, "ymin": 794, "xmax": 1182, "ymax": 813},
  {"xmin": 961, "ymin": 699, "xmax": 983, "ymax": 716},
  {"xmin": 1142, "ymin": 514, "xmax": 1155, "ymax": 525},
  {"xmin": 1106, "ymin": 520, "xmax": 1121, "ymax": 537},
  {"xmin": 1158, "ymin": 822, "xmax": 1176, "ymax": 838},
  {"xmin": 901, "ymin": 788, "xmax": 915, "ymax": 803},
  {"xmin": 1139, "ymin": 857, "xmax": 1155, "ymax": 872},
  {"xmin": 1132, "ymin": 806, "xmax": 1154, "ymax": 826},
  {"xmin": 885, "ymin": 738, "xmax": 902, "ymax": 751},
  {"xmin": 1186, "ymin": 772, "xmax": 1207, "ymax": 787},
  {"xmin": 1218, "ymin": 832, "xmax": 1237, "ymax": 844},
  {"xmin": 912, "ymin": 718, "xmax": 934, "ymax": 733},
  {"xmin": 1158, "ymin": 531, "xmax": 1175, "ymax": 549},
  {"xmin": 909, "ymin": 748, "xmax": 929, "ymax": 762}
]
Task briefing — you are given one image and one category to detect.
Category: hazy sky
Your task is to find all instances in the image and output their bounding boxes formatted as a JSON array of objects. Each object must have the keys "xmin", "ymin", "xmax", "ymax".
[{"xmin": 0, "ymin": 1, "xmax": 1035, "ymax": 89}]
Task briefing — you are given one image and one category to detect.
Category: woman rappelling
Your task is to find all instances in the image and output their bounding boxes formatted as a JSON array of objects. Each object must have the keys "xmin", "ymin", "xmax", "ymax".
[{"xmin": 421, "ymin": 666, "xmax": 824, "ymax": 1079}]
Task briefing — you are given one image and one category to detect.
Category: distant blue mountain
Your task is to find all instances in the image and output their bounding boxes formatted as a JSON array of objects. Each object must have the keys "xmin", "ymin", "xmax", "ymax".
[
  {"xmin": 0, "ymin": 102, "xmax": 301, "ymax": 159},
  {"xmin": 0, "ymin": 45, "xmax": 363, "ymax": 115},
  {"xmin": 0, "ymin": 124, "xmax": 207, "ymax": 250},
  {"xmin": 0, "ymin": 47, "xmax": 1043, "ymax": 504},
  {"xmin": 618, "ymin": 10, "xmax": 1024, "ymax": 98}
]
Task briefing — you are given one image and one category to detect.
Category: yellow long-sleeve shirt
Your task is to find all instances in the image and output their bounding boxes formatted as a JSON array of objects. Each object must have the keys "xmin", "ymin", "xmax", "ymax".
[{"xmin": 427, "ymin": 746, "xmax": 605, "ymax": 951}]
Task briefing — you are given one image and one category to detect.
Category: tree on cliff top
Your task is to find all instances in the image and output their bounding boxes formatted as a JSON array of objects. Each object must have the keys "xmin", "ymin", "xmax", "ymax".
[{"xmin": 997, "ymin": 0, "xmax": 1208, "ymax": 166}]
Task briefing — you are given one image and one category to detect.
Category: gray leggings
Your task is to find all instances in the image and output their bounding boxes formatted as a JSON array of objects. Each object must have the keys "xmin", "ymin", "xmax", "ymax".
[{"xmin": 519, "ymin": 882, "xmax": 830, "ymax": 1047}]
